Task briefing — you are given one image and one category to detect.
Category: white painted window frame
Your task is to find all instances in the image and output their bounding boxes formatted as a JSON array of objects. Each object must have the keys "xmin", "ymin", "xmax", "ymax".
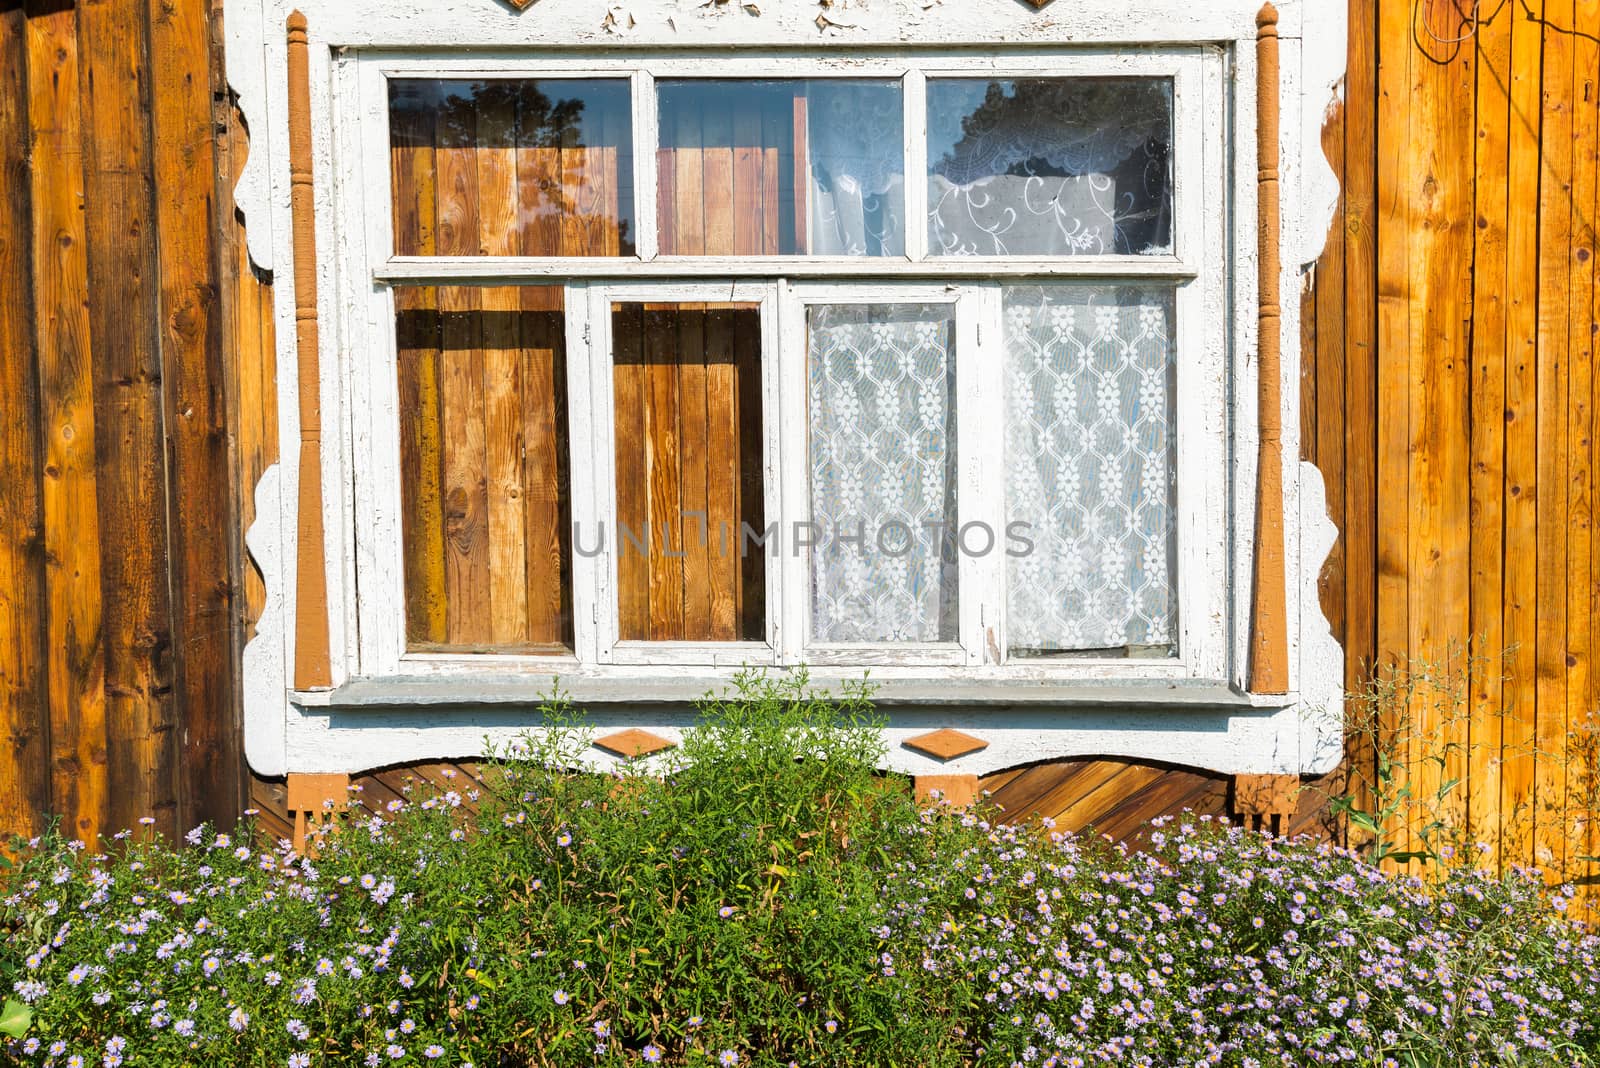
[{"xmin": 338, "ymin": 45, "xmax": 1231, "ymax": 688}]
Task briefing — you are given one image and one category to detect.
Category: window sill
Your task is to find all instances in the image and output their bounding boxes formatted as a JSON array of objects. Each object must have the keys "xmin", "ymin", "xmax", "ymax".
[{"xmin": 294, "ymin": 675, "xmax": 1295, "ymax": 712}]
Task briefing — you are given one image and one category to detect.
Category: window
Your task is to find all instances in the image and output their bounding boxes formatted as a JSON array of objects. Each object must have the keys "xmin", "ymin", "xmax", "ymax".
[{"xmin": 344, "ymin": 50, "xmax": 1228, "ymax": 684}]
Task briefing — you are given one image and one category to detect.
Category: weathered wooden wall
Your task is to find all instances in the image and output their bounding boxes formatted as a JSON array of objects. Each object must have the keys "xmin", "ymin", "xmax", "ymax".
[
  {"xmin": 0, "ymin": 0, "xmax": 275, "ymax": 846},
  {"xmin": 1304, "ymin": 0, "xmax": 1600, "ymax": 904}
]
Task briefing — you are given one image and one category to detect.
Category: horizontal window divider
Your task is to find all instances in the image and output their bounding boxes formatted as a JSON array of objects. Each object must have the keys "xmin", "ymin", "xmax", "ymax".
[
  {"xmin": 377, "ymin": 256, "xmax": 1202, "ymax": 283},
  {"xmin": 297, "ymin": 676, "xmax": 1294, "ymax": 711}
]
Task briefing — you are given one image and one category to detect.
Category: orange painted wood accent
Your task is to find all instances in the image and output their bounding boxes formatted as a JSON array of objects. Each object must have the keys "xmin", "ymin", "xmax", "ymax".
[
  {"xmin": 286, "ymin": 772, "xmax": 350, "ymax": 853},
  {"xmin": 913, "ymin": 774, "xmax": 980, "ymax": 809},
  {"xmin": 594, "ymin": 729, "xmax": 677, "ymax": 760},
  {"xmin": 287, "ymin": 11, "xmax": 332, "ymax": 690},
  {"xmin": 1249, "ymin": 3, "xmax": 1289, "ymax": 694},
  {"xmin": 903, "ymin": 729, "xmax": 990, "ymax": 762}
]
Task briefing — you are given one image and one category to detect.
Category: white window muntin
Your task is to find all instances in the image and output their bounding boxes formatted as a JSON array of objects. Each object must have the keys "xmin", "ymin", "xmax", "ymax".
[{"xmin": 341, "ymin": 46, "xmax": 1230, "ymax": 684}]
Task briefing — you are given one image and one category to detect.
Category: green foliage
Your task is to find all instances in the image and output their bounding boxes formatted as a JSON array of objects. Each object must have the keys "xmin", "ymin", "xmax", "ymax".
[{"xmin": 3, "ymin": 670, "xmax": 1597, "ymax": 1067}]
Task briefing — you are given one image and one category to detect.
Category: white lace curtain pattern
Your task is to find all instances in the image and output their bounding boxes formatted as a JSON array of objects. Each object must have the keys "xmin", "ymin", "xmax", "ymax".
[
  {"xmin": 1003, "ymin": 286, "xmax": 1176, "ymax": 654},
  {"xmin": 807, "ymin": 304, "xmax": 959, "ymax": 643},
  {"xmin": 803, "ymin": 81, "xmax": 906, "ymax": 256},
  {"xmin": 927, "ymin": 78, "xmax": 1172, "ymax": 257}
]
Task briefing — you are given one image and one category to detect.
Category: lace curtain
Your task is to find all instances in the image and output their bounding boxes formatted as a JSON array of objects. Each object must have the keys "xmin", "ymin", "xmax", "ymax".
[
  {"xmin": 808, "ymin": 304, "xmax": 959, "ymax": 642},
  {"xmin": 804, "ymin": 81, "xmax": 906, "ymax": 256},
  {"xmin": 1004, "ymin": 286, "xmax": 1175, "ymax": 654},
  {"xmin": 927, "ymin": 78, "xmax": 1172, "ymax": 257}
]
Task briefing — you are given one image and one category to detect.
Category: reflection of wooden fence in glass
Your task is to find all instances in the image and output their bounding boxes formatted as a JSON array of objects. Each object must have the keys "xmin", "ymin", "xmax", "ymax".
[{"xmin": 611, "ymin": 303, "xmax": 767, "ymax": 643}]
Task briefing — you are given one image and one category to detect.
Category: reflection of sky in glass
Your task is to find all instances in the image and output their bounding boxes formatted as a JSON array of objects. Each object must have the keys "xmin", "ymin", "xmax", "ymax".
[{"xmin": 926, "ymin": 78, "xmax": 1173, "ymax": 256}]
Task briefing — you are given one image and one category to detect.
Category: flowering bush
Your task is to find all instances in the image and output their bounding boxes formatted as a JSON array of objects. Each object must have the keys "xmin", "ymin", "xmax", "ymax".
[{"xmin": 3, "ymin": 673, "xmax": 1597, "ymax": 1067}]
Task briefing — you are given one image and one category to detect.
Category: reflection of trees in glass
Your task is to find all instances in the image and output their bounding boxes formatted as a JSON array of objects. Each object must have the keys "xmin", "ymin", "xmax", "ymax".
[
  {"xmin": 389, "ymin": 78, "xmax": 634, "ymax": 255},
  {"xmin": 930, "ymin": 79, "xmax": 1171, "ymax": 255}
]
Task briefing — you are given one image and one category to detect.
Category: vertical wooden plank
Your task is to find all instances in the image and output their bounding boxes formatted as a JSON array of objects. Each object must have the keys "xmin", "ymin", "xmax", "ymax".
[
  {"xmin": 396, "ymin": 292, "xmax": 447, "ymax": 646},
  {"xmin": 0, "ymin": 3, "xmax": 49, "ymax": 840},
  {"xmin": 80, "ymin": 0, "xmax": 177, "ymax": 837},
  {"xmin": 221, "ymin": 53, "xmax": 279, "ymax": 650},
  {"xmin": 1342, "ymin": 0, "xmax": 1380, "ymax": 830},
  {"xmin": 673, "ymin": 104, "xmax": 705, "ymax": 256},
  {"xmin": 1501, "ymin": 0, "xmax": 1545, "ymax": 871},
  {"xmin": 559, "ymin": 100, "xmax": 588, "ymax": 256},
  {"xmin": 391, "ymin": 90, "xmax": 448, "ymax": 645},
  {"xmin": 1467, "ymin": 0, "xmax": 1511, "ymax": 870},
  {"xmin": 1374, "ymin": 0, "xmax": 1414, "ymax": 863},
  {"xmin": 645, "ymin": 307, "xmax": 685, "ymax": 640},
  {"xmin": 735, "ymin": 306, "xmax": 765, "ymax": 640},
  {"xmin": 702, "ymin": 101, "xmax": 734, "ymax": 257},
  {"xmin": 149, "ymin": 0, "xmax": 240, "ymax": 831},
  {"xmin": 1586, "ymin": 0, "xmax": 1600, "ymax": 920},
  {"xmin": 1535, "ymin": 0, "xmax": 1574, "ymax": 877},
  {"xmin": 1409, "ymin": 0, "xmax": 1475, "ymax": 859},
  {"xmin": 792, "ymin": 94, "xmax": 809, "ymax": 254},
  {"xmin": 1565, "ymin": 0, "xmax": 1599, "ymax": 902},
  {"xmin": 1312, "ymin": 105, "xmax": 1346, "ymax": 642},
  {"xmin": 613, "ymin": 302, "xmax": 650, "ymax": 641},
  {"xmin": 518, "ymin": 82, "xmax": 563, "ymax": 258},
  {"xmin": 678, "ymin": 307, "xmax": 712, "ymax": 638},
  {"xmin": 28, "ymin": 3, "xmax": 109, "ymax": 845},
  {"xmin": 656, "ymin": 137, "xmax": 677, "ymax": 256},
  {"xmin": 599, "ymin": 93, "xmax": 622, "ymax": 257},
  {"xmin": 733, "ymin": 100, "xmax": 763, "ymax": 258},
  {"xmin": 705, "ymin": 309, "xmax": 739, "ymax": 640},
  {"xmin": 520, "ymin": 285, "xmax": 570, "ymax": 648},
  {"xmin": 435, "ymin": 89, "xmax": 491, "ymax": 646},
  {"xmin": 477, "ymin": 86, "xmax": 529, "ymax": 647},
  {"xmin": 761, "ymin": 94, "xmax": 783, "ymax": 256}
]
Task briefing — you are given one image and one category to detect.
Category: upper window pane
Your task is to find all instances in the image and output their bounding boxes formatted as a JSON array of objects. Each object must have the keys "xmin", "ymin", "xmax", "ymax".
[
  {"xmin": 656, "ymin": 80, "xmax": 905, "ymax": 257},
  {"xmin": 927, "ymin": 78, "xmax": 1172, "ymax": 257},
  {"xmin": 390, "ymin": 79, "xmax": 636, "ymax": 257}
]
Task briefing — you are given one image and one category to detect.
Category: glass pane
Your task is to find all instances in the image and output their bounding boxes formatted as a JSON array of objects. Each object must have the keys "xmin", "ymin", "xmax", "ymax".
[
  {"xmin": 1003, "ymin": 285, "xmax": 1176, "ymax": 657},
  {"xmin": 394, "ymin": 284, "xmax": 572, "ymax": 653},
  {"xmin": 808, "ymin": 304, "xmax": 958, "ymax": 643},
  {"xmin": 612, "ymin": 303, "xmax": 766, "ymax": 642},
  {"xmin": 656, "ymin": 80, "xmax": 905, "ymax": 256},
  {"xmin": 390, "ymin": 79, "xmax": 635, "ymax": 257},
  {"xmin": 927, "ymin": 78, "xmax": 1173, "ymax": 257}
]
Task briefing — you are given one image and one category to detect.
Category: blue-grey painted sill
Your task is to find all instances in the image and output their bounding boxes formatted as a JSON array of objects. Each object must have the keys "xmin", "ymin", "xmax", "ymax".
[{"xmin": 295, "ymin": 676, "xmax": 1295, "ymax": 711}]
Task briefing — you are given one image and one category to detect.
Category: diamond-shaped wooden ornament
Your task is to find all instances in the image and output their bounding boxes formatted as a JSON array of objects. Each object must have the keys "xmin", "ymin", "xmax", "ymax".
[
  {"xmin": 1022, "ymin": 0, "xmax": 1058, "ymax": 8},
  {"xmin": 502, "ymin": 0, "xmax": 537, "ymax": 10},
  {"xmin": 903, "ymin": 729, "xmax": 990, "ymax": 762},
  {"xmin": 594, "ymin": 729, "xmax": 676, "ymax": 760}
]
